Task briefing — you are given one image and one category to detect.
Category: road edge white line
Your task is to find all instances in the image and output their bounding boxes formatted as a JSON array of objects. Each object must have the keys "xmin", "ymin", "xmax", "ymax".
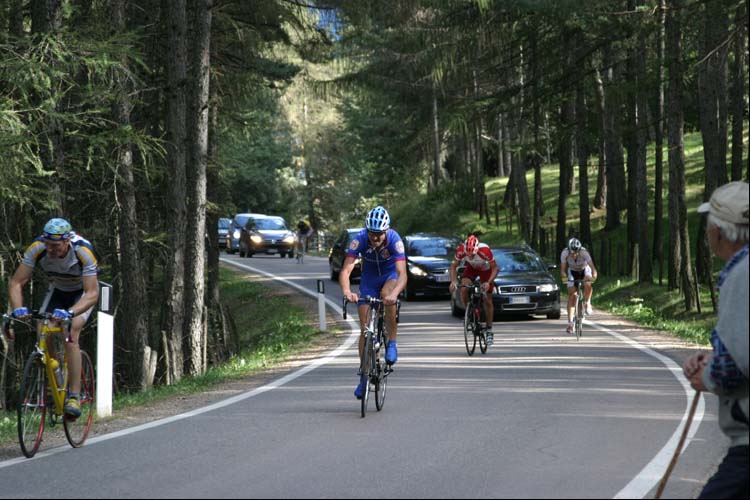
[
  {"xmin": 0, "ymin": 257, "xmax": 359, "ymax": 469},
  {"xmin": 582, "ymin": 319, "xmax": 706, "ymax": 499}
]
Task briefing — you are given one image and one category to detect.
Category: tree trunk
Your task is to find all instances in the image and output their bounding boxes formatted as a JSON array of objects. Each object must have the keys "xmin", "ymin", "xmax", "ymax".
[
  {"xmin": 635, "ymin": 5, "xmax": 652, "ymax": 282},
  {"xmin": 183, "ymin": 0, "xmax": 212, "ymax": 377},
  {"xmin": 557, "ymin": 99, "xmax": 574, "ymax": 255},
  {"xmin": 666, "ymin": 0, "xmax": 697, "ymax": 309},
  {"xmin": 602, "ymin": 44, "xmax": 626, "ymax": 231},
  {"xmin": 111, "ymin": 0, "xmax": 152, "ymax": 390},
  {"xmin": 652, "ymin": 0, "xmax": 666, "ymax": 284},
  {"xmin": 163, "ymin": 0, "xmax": 188, "ymax": 382},
  {"xmin": 430, "ymin": 80, "xmax": 443, "ymax": 191},
  {"xmin": 593, "ymin": 68, "xmax": 607, "ymax": 210},
  {"xmin": 575, "ymin": 35, "xmax": 591, "ymax": 249},
  {"xmin": 730, "ymin": 1, "xmax": 746, "ymax": 181}
]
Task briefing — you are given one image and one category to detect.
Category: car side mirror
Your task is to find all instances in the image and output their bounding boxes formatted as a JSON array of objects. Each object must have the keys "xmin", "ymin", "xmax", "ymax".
[{"xmin": 547, "ymin": 263, "xmax": 558, "ymax": 271}]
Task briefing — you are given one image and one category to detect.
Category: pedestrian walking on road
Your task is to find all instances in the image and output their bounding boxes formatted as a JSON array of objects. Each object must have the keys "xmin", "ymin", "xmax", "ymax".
[{"xmin": 682, "ymin": 181, "xmax": 749, "ymax": 499}]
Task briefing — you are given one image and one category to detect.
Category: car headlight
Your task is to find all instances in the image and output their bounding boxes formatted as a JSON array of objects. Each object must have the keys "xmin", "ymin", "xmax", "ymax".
[
  {"xmin": 283, "ymin": 235, "xmax": 295, "ymax": 244},
  {"xmin": 250, "ymin": 234, "xmax": 262, "ymax": 244},
  {"xmin": 232, "ymin": 229, "xmax": 240, "ymax": 239},
  {"xmin": 408, "ymin": 263, "xmax": 428, "ymax": 277},
  {"xmin": 538, "ymin": 283, "xmax": 559, "ymax": 293}
]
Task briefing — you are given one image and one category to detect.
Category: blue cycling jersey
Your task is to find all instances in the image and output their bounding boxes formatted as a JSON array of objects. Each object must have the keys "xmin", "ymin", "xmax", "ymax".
[{"xmin": 346, "ymin": 228, "xmax": 406, "ymax": 278}]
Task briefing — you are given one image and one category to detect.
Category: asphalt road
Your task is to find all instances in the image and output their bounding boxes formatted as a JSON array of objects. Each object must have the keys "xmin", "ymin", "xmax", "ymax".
[{"xmin": 0, "ymin": 253, "xmax": 726, "ymax": 498}]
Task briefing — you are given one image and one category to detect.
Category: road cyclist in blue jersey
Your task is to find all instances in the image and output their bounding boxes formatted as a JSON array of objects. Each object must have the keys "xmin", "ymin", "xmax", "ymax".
[
  {"xmin": 338, "ymin": 206, "xmax": 407, "ymax": 399},
  {"xmin": 7, "ymin": 218, "xmax": 100, "ymax": 418}
]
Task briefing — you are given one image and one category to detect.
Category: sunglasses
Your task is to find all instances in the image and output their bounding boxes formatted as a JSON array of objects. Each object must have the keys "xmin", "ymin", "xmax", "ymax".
[{"xmin": 367, "ymin": 230, "xmax": 386, "ymax": 237}]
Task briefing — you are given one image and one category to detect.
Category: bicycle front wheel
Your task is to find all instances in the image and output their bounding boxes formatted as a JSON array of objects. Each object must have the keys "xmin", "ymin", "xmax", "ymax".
[
  {"xmin": 360, "ymin": 333, "xmax": 372, "ymax": 418},
  {"xmin": 464, "ymin": 307, "xmax": 477, "ymax": 356},
  {"xmin": 18, "ymin": 353, "xmax": 46, "ymax": 458},
  {"xmin": 64, "ymin": 350, "xmax": 95, "ymax": 448},
  {"xmin": 375, "ymin": 333, "xmax": 388, "ymax": 411},
  {"xmin": 575, "ymin": 298, "xmax": 584, "ymax": 340}
]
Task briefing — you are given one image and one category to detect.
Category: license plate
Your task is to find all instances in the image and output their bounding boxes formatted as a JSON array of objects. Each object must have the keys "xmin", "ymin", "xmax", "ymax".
[
  {"xmin": 510, "ymin": 296, "xmax": 530, "ymax": 304},
  {"xmin": 267, "ymin": 248, "xmax": 277, "ymax": 254},
  {"xmin": 434, "ymin": 274, "xmax": 451, "ymax": 282}
]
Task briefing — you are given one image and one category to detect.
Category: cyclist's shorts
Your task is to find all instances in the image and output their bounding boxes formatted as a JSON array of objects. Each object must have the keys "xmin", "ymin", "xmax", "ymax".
[
  {"xmin": 358, "ymin": 271, "xmax": 398, "ymax": 304},
  {"xmin": 39, "ymin": 286, "xmax": 95, "ymax": 322},
  {"xmin": 461, "ymin": 267, "xmax": 495, "ymax": 293},
  {"xmin": 567, "ymin": 267, "xmax": 592, "ymax": 288}
]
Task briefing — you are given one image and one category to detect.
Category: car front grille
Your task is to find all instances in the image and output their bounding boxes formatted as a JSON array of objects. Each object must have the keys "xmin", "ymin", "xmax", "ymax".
[{"xmin": 499, "ymin": 285, "xmax": 538, "ymax": 294}]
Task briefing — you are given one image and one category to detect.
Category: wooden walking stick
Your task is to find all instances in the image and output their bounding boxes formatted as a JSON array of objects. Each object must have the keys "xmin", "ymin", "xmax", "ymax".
[{"xmin": 654, "ymin": 390, "xmax": 702, "ymax": 499}]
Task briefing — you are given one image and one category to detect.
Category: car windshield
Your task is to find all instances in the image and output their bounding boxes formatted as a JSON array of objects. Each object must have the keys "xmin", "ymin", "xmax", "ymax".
[
  {"xmin": 408, "ymin": 237, "xmax": 459, "ymax": 257},
  {"xmin": 495, "ymin": 250, "xmax": 545, "ymax": 272},
  {"xmin": 218, "ymin": 219, "xmax": 230, "ymax": 229},
  {"xmin": 252, "ymin": 218, "xmax": 287, "ymax": 231},
  {"xmin": 235, "ymin": 215, "xmax": 251, "ymax": 227}
]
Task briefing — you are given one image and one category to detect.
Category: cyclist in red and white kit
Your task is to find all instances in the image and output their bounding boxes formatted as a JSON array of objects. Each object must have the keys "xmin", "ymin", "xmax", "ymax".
[{"xmin": 449, "ymin": 235, "xmax": 499, "ymax": 345}]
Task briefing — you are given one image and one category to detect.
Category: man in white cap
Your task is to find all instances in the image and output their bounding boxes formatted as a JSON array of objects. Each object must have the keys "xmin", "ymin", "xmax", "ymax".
[{"xmin": 683, "ymin": 181, "xmax": 748, "ymax": 499}]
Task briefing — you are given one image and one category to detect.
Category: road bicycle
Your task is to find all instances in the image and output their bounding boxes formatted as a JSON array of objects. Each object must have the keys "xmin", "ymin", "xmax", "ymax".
[
  {"xmin": 343, "ymin": 296, "xmax": 395, "ymax": 418},
  {"xmin": 459, "ymin": 277, "xmax": 488, "ymax": 356},
  {"xmin": 2, "ymin": 311, "xmax": 95, "ymax": 458},
  {"xmin": 295, "ymin": 234, "xmax": 306, "ymax": 263},
  {"xmin": 570, "ymin": 279, "xmax": 588, "ymax": 341}
]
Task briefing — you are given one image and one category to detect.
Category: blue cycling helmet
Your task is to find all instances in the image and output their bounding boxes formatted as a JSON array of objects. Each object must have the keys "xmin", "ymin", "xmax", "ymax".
[
  {"xmin": 365, "ymin": 206, "xmax": 390, "ymax": 232},
  {"xmin": 43, "ymin": 218, "xmax": 73, "ymax": 241}
]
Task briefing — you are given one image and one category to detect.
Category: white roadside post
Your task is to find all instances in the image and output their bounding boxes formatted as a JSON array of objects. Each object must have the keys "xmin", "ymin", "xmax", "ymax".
[
  {"xmin": 97, "ymin": 282, "xmax": 114, "ymax": 418},
  {"xmin": 317, "ymin": 280, "xmax": 327, "ymax": 332}
]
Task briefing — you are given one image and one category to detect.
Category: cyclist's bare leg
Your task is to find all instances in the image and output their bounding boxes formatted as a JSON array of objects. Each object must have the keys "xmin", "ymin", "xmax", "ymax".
[
  {"xmin": 583, "ymin": 281, "xmax": 593, "ymax": 304},
  {"xmin": 566, "ymin": 285, "xmax": 577, "ymax": 322},
  {"xmin": 381, "ymin": 280, "xmax": 399, "ymax": 342},
  {"xmin": 66, "ymin": 316, "xmax": 85, "ymax": 394},
  {"xmin": 483, "ymin": 291, "xmax": 494, "ymax": 329},
  {"xmin": 356, "ymin": 304, "xmax": 369, "ymax": 359},
  {"xmin": 459, "ymin": 277, "xmax": 471, "ymax": 308}
]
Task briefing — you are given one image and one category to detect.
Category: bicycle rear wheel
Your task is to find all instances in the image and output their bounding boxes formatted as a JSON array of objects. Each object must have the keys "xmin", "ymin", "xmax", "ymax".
[
  {"xmin": 464, "ymin": 307, "xmax": 477, "ymax": 356},
  {"xmin": 64, "ymin": 350, "xmax": 95, "ymax": 448},
  {"xmin": 18, "ymin": 353, "xmax": 46, "ymax": 458}
]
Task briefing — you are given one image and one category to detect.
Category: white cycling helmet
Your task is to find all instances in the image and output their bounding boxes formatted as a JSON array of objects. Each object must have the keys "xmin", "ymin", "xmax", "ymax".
[
  {"xmin": 567, "ymin": 238, "xmax": 582, "ymax": 253},
  {"xmin": 365, "ymin": 206, "xmax": 390, "ymax": 232}
]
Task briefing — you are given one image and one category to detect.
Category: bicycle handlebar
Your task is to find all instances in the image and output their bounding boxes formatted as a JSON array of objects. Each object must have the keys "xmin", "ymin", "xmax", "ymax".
[
  {"xmin": 2, "ymin": 311, "xmax": 72, "ymax": 341},
  {"xmin": 343, "ymin": 296, "xmax": 400, "ymax": 319}
]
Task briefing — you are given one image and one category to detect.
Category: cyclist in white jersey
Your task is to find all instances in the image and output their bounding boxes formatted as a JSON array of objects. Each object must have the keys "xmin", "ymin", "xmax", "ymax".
[
  {"xmin": 7, "ymin": 218, "xmax": 100, "ymax": 417},
  {"xmin": 560, "ymin": 238, "xmax": 598, "ymax": 334}
]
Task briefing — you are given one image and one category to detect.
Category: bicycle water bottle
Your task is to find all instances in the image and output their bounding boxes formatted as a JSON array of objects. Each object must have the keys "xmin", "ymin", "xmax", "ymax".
[{"xmin": 49, "ymin": 358, "xmax": 65, "ymax": 388}]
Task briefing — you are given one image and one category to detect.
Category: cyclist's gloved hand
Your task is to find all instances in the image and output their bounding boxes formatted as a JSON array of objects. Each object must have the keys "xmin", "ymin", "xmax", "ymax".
[
  {"xmin": 12, "ymin": 307, "xmax": 29, "ymax": 319},
  {"xmin": 52, "ymin": 308, "xmax": 72, "ymax": 321}
]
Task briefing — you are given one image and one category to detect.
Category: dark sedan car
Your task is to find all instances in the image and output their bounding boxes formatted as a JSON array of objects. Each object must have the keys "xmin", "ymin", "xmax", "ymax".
[
  {"xmin": 450, "ymin": 245, "xmax": 561, "ymax": 319},
  {"xmin": 402, "ymin": 233, "xmax": 461, "ymax": 300},
  {"xmin": 238, "ymin": 215, "xmax": 296, "ymax": 258},
  {"xmin": 217, "ymin": 217, "xmax": 231, "ymax": 247},
  {"xmin": 328, "ymin": 228, "xmax": 364, "ymax": 281}
]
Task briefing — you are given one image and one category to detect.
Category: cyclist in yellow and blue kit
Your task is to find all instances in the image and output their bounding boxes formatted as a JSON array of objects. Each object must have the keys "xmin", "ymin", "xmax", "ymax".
[
  {"xmin": 7, "ymin": 218, "xmax": 99, "ymax": 418},
  {"xmin": 338, "ymin": 206, "xmax": 407, "ymax": 399}
]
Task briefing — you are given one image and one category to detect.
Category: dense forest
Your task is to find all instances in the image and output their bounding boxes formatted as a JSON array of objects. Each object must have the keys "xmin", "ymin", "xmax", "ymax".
[{"xmin": 0, "ymin": 0, "xmax": 747, "ymax": 400}]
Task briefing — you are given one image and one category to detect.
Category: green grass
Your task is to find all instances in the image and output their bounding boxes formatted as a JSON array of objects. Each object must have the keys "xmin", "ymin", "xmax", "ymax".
[{"xmin": 0, "ymin": 267, "xmax": 334, "ymax": 446}]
